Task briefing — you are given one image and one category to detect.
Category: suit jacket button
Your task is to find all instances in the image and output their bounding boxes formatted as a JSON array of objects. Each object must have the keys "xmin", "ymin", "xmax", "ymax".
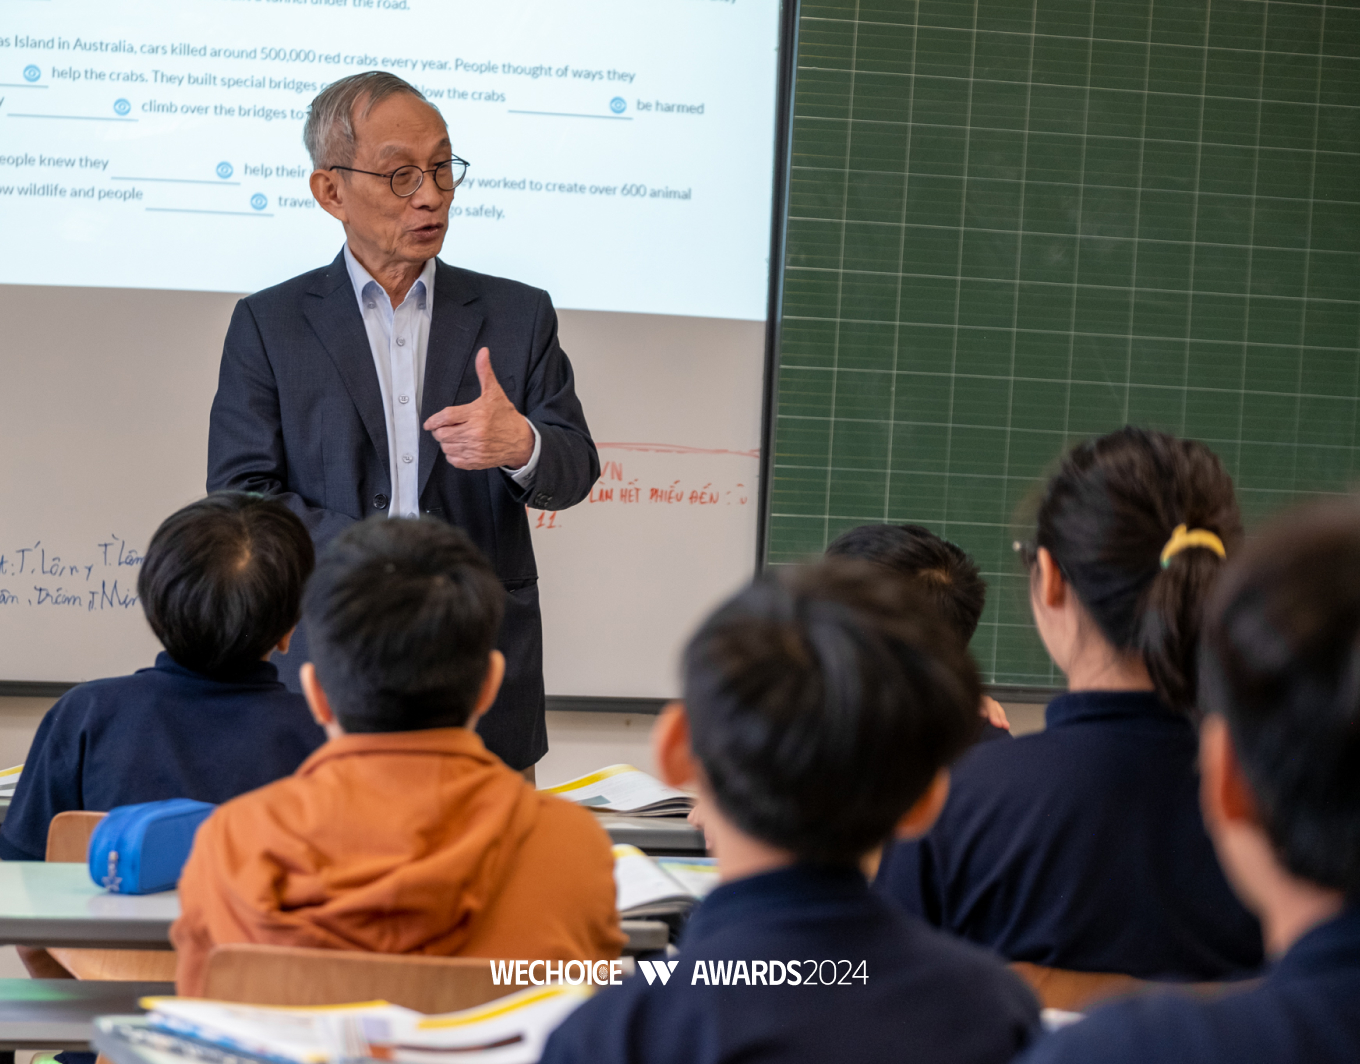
[
  {"xmin": 533, "ymin": 492, "xmax": 550, "ymax": 507},
  {"xmin": 373, "ymin": 493, "xmax": 389, "ymax": 510}
]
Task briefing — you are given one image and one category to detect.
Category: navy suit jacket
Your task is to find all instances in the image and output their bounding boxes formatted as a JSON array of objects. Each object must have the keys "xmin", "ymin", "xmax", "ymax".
[{"xmin": 207, "ymin": 250, "xmax": 599, "ymax": 768}]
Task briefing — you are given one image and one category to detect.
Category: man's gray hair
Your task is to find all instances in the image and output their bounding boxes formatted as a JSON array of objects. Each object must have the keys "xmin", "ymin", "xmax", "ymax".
[{"xmin": 303, "ymin": 71, "xmax": 438, "ymax": 169}]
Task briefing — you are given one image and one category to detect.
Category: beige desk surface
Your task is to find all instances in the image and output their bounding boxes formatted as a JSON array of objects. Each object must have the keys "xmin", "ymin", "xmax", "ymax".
[{"xmin": 0, "ymin": 862, "xmax": 177, "ymax": 949}]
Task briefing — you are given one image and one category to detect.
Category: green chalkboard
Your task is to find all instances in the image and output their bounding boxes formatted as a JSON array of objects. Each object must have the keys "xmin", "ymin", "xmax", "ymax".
[{"xmin": 767, "ymin": 0, "xmax": 1360, "ymax": 688}]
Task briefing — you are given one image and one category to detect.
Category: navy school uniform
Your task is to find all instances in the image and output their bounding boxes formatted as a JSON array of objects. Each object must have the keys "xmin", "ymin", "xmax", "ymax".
[
  {"xmin": 0, "ymin": 652, "xmax": 325, "ymax": 861},
  {"xmin": 876, "ymin": 690, "xmax": 1263, "ymax": 980},
  {"xmin": 1017, "ymin": 907, "xmax": 1360, "ymax": 1064},
  {"xmin": 539, "ymin": 864, "xmax": 1040, "ymax": 1064}
]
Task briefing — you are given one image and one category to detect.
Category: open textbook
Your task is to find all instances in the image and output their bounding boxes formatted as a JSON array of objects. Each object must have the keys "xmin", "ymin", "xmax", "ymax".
[
  {"xmin": 614, "ymin": 845, "xmax": 720, "ymax": 917},
  {"xmin": 0, "ymin": 764, "xmax": 21, "ymax": 800},
  {"xmin": 138, "ymin": 985, "xmax": 590, "ymax": 1064},
  {"xmin": 544, "ymin": 764, "xmax": 695, "ymax": 817}
]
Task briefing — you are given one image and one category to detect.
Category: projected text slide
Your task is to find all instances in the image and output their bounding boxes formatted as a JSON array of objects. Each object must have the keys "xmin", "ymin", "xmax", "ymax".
[{"xmin": 0, "ymin": 0, "xmax": 780, "ymax": 319}]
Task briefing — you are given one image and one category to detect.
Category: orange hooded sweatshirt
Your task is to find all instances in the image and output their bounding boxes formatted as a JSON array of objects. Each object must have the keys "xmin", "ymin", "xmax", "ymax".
[{"xmin": 172, "ymin": 727, "xmax": 624, "ymax": 995}]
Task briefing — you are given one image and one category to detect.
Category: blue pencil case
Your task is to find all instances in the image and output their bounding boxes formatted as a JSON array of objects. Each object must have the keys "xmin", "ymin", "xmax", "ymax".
[{"xmin": 88, "ymin": 798, "xmax": 216, "ymax": 895}]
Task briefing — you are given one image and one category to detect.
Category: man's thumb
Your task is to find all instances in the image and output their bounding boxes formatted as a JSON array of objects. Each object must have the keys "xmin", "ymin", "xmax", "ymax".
[{"xmin": 475, "ymin": 347, "xmax": 501, "ymax": 397}]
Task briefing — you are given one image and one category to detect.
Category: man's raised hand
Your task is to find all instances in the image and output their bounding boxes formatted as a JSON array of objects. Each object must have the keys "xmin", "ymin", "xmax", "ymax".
[{"xmin": 423, "ymin": 347, "xmax": 536, "ymax": 471}]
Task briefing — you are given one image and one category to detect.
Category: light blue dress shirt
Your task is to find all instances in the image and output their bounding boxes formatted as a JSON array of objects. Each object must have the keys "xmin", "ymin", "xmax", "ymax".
[{"xmin": 343, "ymin": 245, "xmax": 540, "ymax": 518}]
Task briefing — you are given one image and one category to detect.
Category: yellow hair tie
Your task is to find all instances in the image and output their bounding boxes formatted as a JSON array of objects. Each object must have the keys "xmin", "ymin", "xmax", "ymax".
[{"xmin": 1160, "ymin": 524, "xmax": 1226, "ymax": 568}]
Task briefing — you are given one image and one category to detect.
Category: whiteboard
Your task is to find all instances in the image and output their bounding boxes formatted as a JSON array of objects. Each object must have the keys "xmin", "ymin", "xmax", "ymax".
[
  {"xmin": 0, "ymin": 283, "xmax": 764, "ymax": 697},
  {"xmin": 0, "ymin": 0, "xmax": 787, "ymax": 694}
]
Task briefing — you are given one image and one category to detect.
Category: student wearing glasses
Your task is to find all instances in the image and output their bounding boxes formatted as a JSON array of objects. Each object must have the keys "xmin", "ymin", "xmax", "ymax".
[{"xmin": 207, "ymin": 71, "xmax": 598, "ymax": 778}]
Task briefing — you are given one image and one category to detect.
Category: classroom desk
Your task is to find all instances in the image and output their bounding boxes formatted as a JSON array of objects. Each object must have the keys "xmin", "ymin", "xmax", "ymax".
[
  {"xmin": 0, "ymin": 864, "xmax": 176, "ymax": 950},
  {"xmin": 598, "ymin": 815, "xmax": 706, "ymax": 855},
  {"xmin": 0, "ymin": 863, "xmax": 670, "ymax": 956},
  {"xmin": 0, "ymin": 980, "xmax": 169, "ymax": 1057}
]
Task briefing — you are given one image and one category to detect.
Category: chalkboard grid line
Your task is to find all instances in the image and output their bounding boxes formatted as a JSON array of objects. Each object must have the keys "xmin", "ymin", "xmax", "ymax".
[
  {"xmin": 879, "ymin": 3, "xmax": 920, "ymax": 527},
  {"xmin": 1290, "ymin": 5, "xmax": 1327, "ymax": 493},
  {"xmin": 1234, "ymin": 13, "xmax": 1267, "ymax": 472},
  {"xmin": 989, "ymin": 0, "xmax": 1038, "ymax": 681},
  {"xmin": 820, "ymin": 8, "xmax": 862, "ymax": 547},
  {"xmin": 775, "ymin": 321, "xmax": 1358, "ymax": 354},
  {"xmin": 795, "ymin": 13, "xmax": 1355, "ymax": 60},
  {"xmin": 941, "ymin": 4, "xmax": 980, "ymax": 589}
]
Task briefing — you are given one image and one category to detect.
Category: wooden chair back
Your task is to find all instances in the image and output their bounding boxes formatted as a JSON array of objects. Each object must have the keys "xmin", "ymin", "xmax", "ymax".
[
  {"xmin": 204, "ymin": 944, "xmax": 517, "ymax": 1014},
  {"xmin": 41, "ymin": 809, "xmax": 178, "ymax": 983},
  {"xmin": 1009, "ymin": 962, "xmax": 1146, "ymax": 1012},
  {"xmin": 45, "ymin": 810, "xmax": 107, "ymax": 863},
  {"xmin": 1010, "ymin": 961, "xmax": 1256, "ymax": 1013}
]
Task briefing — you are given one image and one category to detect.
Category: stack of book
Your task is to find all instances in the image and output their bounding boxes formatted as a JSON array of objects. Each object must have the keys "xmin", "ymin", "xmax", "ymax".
[
  {"xmin": 115, "ymin": 984, "xmax": 592, "ymax": 1064},
  {"xmin": 614, "ymin": 844, "xmax": 719, "ymax": 918},
  {"xmin": 0, "ymin": 764, "xmax": 21, "ymax": 802},
  {"xmin": 543, "ymin": 764, "xmax": 695, "ymax": 817}
]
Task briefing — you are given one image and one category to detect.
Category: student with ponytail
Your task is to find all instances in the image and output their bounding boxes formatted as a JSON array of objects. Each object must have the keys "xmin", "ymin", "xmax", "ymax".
[{"xmin": 876, "ymin": 426, "xmax": 1264, "ymax": 980}]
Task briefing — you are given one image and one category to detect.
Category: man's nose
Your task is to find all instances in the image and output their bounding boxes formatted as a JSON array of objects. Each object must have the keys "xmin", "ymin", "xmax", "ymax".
[{"xmin": 410, "ymin": 172, "xmax": 447, "ymax": 210}]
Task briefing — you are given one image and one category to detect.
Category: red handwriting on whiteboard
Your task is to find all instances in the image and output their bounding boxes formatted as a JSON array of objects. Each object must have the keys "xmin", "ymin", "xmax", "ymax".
[{"xmin": 527, "ymin": 471, "xmax": 750, "ymax": 530}]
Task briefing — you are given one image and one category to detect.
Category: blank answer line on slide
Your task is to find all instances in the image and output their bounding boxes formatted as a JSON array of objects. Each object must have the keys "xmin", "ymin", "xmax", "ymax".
[
  {"xmin": 597, "ymin": 442, "xmax": 760, "ymax": 459},
  {"xmin": 112, "ymin": 176, "xmax": 242, "ymax": 185},
  {"xmin": 0, "ymin": 83, "xmax": 48, "ymax": 89},
  {"xmin": 8, "ymin": 113, "xmax": 137, "ymax": 122},
  {"xmin": 146, "ymin": 207, "xmax": 274, "ymax": 217},
  {"xmin": 507, "ymin": 109, "xmax": 632, "ymax": 120}
]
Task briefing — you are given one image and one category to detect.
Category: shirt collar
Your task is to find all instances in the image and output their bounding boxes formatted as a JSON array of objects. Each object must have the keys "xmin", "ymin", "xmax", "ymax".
[
  {"xmin": 148, "ymin": 650, "xmax": 281, "ymax": 687},
  {"xmin": 679, "ymin": 864, "xmax": 872, "ymax": 947},
  {"xmin": 1044, "ymin": 689, "xmax": 1181, "ymax": 730},
  {"xmin": 342, "ymin": 243, "xmax": 435, "ymax": 316},
  {"xmin": 1270, "ymin": 906, "xmax": 1360, "ymax": 981}
]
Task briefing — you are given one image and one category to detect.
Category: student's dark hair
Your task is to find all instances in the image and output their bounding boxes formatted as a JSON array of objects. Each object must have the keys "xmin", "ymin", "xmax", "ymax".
[
  {"xmin": 1027, "ymin": 426, "xmax": 1240, "ymax": 714},
  {"xmin": 683, "ymin": 559, "xmax": 981, "ymax": 866},
  {"xmin": 303, "ymin": 517, "xmax": 505, "ymax": 733},
  {"xmin": 827, "ymin": 524, "xmax": 987, "ymax": 643},
  {"xmin": 1200, "ymin": 499, "xmax": 1360, "ymax": 896},
  {"xmin": 137, "ymin": 492, "xmax": 314, "ymax": 680}
]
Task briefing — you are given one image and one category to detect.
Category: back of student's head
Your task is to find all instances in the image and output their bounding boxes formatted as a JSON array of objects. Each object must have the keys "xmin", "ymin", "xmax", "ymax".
[
  {"xmin": 1200, "ymin": 499, "xmax": 1360, "ymax": 897},
  {"xmin": 1029, "ymin": 426, "xmax": 1240, "ymax": 714},
  {"xmin": 303, "ymin": 517, "xmax": 505, "ymax": 733},
  {"xmin": 826, "ymin": 523, "xmax": 986, "ymax": 644},
  {"xmin": 138, "ymin": 492, "xmax": 314, "ymax": 680},
  {"xmin": 682, "ymin": 559, "xmax": 981, "ymax": 866}
]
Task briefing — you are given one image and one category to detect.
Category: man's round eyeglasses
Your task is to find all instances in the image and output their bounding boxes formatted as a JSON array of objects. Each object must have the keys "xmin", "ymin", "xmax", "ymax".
[{"xmin": 329, "ymin": 155, "xmax": 469, "ymax": 197}]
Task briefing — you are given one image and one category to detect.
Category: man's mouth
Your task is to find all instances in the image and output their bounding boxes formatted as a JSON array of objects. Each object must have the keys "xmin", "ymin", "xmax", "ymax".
[{"xmin": 412, "ymin": 223, "xmax": 444, "ymax": 239}]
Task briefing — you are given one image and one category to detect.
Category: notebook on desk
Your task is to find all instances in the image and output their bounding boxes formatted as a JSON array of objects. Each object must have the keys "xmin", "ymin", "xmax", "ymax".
[
  {"xmin": 543, "ymin": 765, "xmax": 694, "ymax": 817},
  {"xmin": 614, "ymin": 844, "xmax": 719, "ymax": 917},
  {"xmin": 125, "ymin": 985, "xmax": 591, "ymax": 1064},
  {"xmin": 0, "ymin": 764, "xmax": 22, "ymax": 801}
]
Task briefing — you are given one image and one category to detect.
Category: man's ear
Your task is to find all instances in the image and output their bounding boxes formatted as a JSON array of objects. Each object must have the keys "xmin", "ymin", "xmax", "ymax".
[
  {"xmin": 1036, "ymin": 547, "xmax": 1067, "ymax": 609},
  {"xmin": 1200, "ymin": 714, "xmax": 1259, "ymax": 831},
  {"xmin": 309, "ymin": 169, "xmax": 348, "ymax": 223},
  {"xmin": 275, "ymin": 627, "xmax": 295, "ymax": 657},
  {"xmin": 893, "ymin": 769, "xmax": 951, "ymax": 840},
  {"xmin": 465, "ymin": 650, "xmax": 506, "ymax": 731},
  {"xmin": 300, "ymin": 662, "xmax": 342, "ymax": 737},
  {"xmin": 652, "ymin": 702, "xmax": 699, "ymax": 790}
]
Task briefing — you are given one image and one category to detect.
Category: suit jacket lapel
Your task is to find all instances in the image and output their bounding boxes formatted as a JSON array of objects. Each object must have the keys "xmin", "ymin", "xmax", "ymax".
[
  {"xmin": 419, "ymin": 261, "xmax": 485, "ymax": 497},
  {"xmin": 304, "ymin": 251, "xmax": 389, "ymax": 467}
]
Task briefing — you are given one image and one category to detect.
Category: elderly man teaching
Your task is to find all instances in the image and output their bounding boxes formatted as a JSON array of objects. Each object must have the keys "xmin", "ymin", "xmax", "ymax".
[{"xmin": 207, "ymin": 71, "xmax": 599, "ymax": 774}]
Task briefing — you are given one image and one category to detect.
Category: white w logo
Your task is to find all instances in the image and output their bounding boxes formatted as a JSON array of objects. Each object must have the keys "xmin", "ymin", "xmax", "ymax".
[{"xmin": 637, "ymin": 960, "xmax": 679, "ymax": 985}]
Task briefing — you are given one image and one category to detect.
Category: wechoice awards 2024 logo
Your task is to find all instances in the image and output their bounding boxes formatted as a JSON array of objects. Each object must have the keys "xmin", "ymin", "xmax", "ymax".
[{"xmin": 491, "ymin": 959, "xmax": 867, "ymax": 988}]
